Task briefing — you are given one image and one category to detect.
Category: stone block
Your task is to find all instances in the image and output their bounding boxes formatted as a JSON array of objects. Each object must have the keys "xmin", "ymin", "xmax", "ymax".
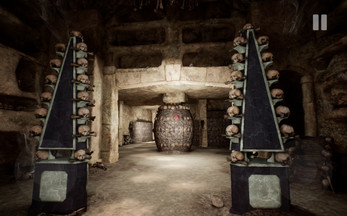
[
  {"xmin": 116, "ymin": 70, "xmax": 141, "ymax": 86},
  {"xmin": 163, "ymin": 92, "xmax": 187, "ymax": 104},
  {"xmin": 206, "ymin": 67, "xmax": 230, "ymax": 83},
  {"xmin": 181, "ymin": 67, "xmax": 206, "ymax": 82},
  {"xmin": 141, "ymin": 68, "xmax": 165, "ymax": 83},
  {"xmin": 165, "ymin": 64, "xmax": 181, "ymax": 81}
]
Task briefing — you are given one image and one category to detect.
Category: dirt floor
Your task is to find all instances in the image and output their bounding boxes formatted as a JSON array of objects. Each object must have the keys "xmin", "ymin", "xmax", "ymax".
[{"xmin": 1, "ymin": 141, "xmax": 347, "ymax": 216}]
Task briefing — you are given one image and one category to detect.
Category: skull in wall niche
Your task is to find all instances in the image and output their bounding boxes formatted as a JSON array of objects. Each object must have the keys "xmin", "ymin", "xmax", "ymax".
[
  {"xmin": 275, "ymin": 152, "xmax": 291, "ymax": 165},
  {"xmin": 229, "ymin": 89, "xmax": 244, "ymax": 99},
  {"xmin": 233, "ymin": 36, "xmax": 248, "ymax": 46},
  {"xmin": 77, "ymin": 91, "xmax": 89, "ymax": 100},
  {"xmin": 40, "ymin": 92, "xmax": 52, "ymax": 102},
  {"xmin": 227, "ymin": 106, "xmax": 240, "ymax": 117},
  {"xmin": 226, "ymin": 124, "xmax": 239, "ymax": 137},
  {"xmin": 35, "ymin": 108, "xmax": 48, "ymax": 118},
  {"xmin": 261, "ymin": 52, "xmax": 273, "ymax": 62},
  {"xmin": 76, "ymin": 42, "xmax": 88, "ymax": 52},
  {"xmin": 77, "ymin": 58, "xmax": 88, "ymax": 67},
  {"xmin": 75, "ymin": 149, "xmax": 86, "ymax": 161},
  {"xmin": 280, "ymin": 124, "xmax": 295, "ymax": 138},
  {"xmin": 231, "ymin": 53, "xmax": 245, "ymax": 63},
  {"xmin": 266, "ymin": 69, "xmax": 280, "ymax": 80},
  {"xmin": 30, "ymin": 125, "xmax": 42, "ymax": 137},
  {"xmin": 270, "ymin": 88, "xmax": 284, "ymax": 99},
  {"xmin": 77, "ymin": 74, "xmax": 90, "ymax": 84},
  {"xmin": 242, "ymin": 23, "xmax": 254, "ymax": 31},
  {"xmin": 49, "ymin": 58, "xmax": 62, "ymax": 67},
  {"xmin": 230, "ymin": 70, "xmax": 245, "ymax": 81},
  {"xmin": 78, "ymin": 107, "xmax": 90, "ymax": 118},
  {"xmin": 275, "ymin": 105, "xmax": 290, "ymax": 118},
  {"xmin": 78, "ymin": 125, "xmax": 90, "ymax": 136},
  {"xmin": 45, "ymin": 74, "xmax": 58, "ymax": 84},
  {"xmin": 55, "ymin": 43, "xmax": 66, "ymax": 52},
  {"xmin": 231, "ymin": 150, "xmax": 244, "ymax": 162},
  {"xmin": 70, "ymin": 30, "xmax": 83, "ymax": 39},
  {"xmin": 257, "ymin": 36, "xmax": 269, "ymax": 45},
  {"xmin": 35, "ymin": 150, "xmax": 49, "ymax": 160}
]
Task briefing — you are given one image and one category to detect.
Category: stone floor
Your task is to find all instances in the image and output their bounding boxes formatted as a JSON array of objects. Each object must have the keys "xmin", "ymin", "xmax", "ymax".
[{"xmin": 1, "ymin": 142, "xmax": 347, "ymax": 216}]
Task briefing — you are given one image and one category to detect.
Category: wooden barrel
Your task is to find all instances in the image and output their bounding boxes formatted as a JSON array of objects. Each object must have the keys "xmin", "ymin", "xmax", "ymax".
[{"xmin": 154, "ymin": 105, "xmax": 193, "ymax": 151}]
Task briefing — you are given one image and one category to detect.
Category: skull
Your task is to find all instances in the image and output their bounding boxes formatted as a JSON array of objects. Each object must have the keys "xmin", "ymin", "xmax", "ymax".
[
  {"xmin": 78, "ymin": 107, "xmax": 90, "ymax": 118},
  {"xmin": 275, "ymin": 105, "xmax": 290, "ymax": 118},
  {"xmin": 76, "ymin": 42, "xmax": 88, "ymax": 52},
  {"xmin": 75, "ymin": 149, "xmax": 86, "ymax": 161},
  {"xmin": 30, "ymin": 125, "xmax": 42, "ymax": 137},
  {"xmin": 229, "ymin": 89, "xmax": 244, "ymax": 99},
  {"xmin": 49, "ymin": 58, "xmax": 62, "ymax": 68},
  {"xmin": 77, "ymin": 74, "xmax": 90, "ymax": 84},
  {"xmin": 45, "ymin": 74, "xmax": 57, "ymax": 84},
  {"xmin": 226, "ymin": 124, "xmax": 239, "ymax": 137},
  {"xmin": 36, "ymin": 150, "xmax": 49, "ymax": 160},
  {"xmin": 261, "ymin": 52, "xmax": 273, "ymax": 62},
  {"xmin": 321, "ymin": 149, "xmax": 332, "ymax": 159},
  {"xmin": 270, "ymin": 88, "xmax": 284, "ymax": 99},
  {"xmin": 88, "ymin": 99, "xmax": 96, "ymax": 106},
  {"xmin": 227, "ymin": 106, "xmax": 240, "ymax": 117},
  {"xmin": 70, "ymin": 30, "xmax": 83, "ymax": 39},
  {"xmin": 35, "ymin": 108, "xmax": 48, "ymax": 118},
  {"xmin": 280, "ymin": 124, "xmax": 295, "ymax": 138},
  {"xmin": 257, "ymin": 36, "xmax": 269, "ymax": 45},
  {"xmin": 275, "ymin": 152, "xmax": 291, "ymax": 164},
  {"xmin": 231, "ymin": 53, "xmax": 245, "ymax": 63},
  {"xmin": 78, "ymin": 125, "xmax": 90, "ymax": 136},
  {"xmin": 230, "ymin": 70, "xmax": 244, "ymax": 81},
  {"xmin": 231, "ymin": 150, "xmax": 244, "ymax": 162},
  {"xmin": 77, "ymin": 58, "xmax": 88, "ymax": 67},
  {"xmin": 77, "ymin": 91, "xmax": 89, "ymax": 100},
  {"xmin": 242, "ymin": 23, "xmax": 253, "ymax": 31},
  {"xmin": 233, "ymin": 36, "xmax": 248, "ymax": 46},
  {"xmin": 266, "ymin": 70, "xmax": 280, "ymax": 80},
  {"xmin": 40, "ymin": 92, "xmax": 52, "ymax": 102},
  {"xmin": 55, "ymin": 43, "xmax": 66, "ymax": 52}
]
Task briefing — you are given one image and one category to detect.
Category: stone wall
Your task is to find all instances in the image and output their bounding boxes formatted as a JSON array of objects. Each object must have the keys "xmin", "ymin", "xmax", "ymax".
[
  {"xmin": 0, "ymin": 44, "xmax": 42, "ymax": 170},
  {"xmin": 119, "ymin": 104, "xmax": 153, "ymax": 145}
]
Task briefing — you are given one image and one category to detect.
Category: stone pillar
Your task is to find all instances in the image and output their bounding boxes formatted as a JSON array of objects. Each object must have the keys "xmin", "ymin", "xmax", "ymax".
[
  {"xmin": 301, "ymin": 75, "xmax": 317, "ymax": 137},
  {"xmin": 151, "ymin": 109, "xmax": 157, "ymax": 140},
  {"xmin": 89, "ymin": 55, "xmax": 103, "ymax": 164},
  {"xmin": 101, "ymin": 66, "xmax": 119, "ymax": 163},
  {"xmin": 118, "ymin": 101, "xmax": 124, "ymax": 146},
  {"xmin": 198, "ymin": 99, "xmax": 208, "ymax": 147},
  {"xmin": 163, "ymin": 92, "xmax": 187, "ymax": 104}
]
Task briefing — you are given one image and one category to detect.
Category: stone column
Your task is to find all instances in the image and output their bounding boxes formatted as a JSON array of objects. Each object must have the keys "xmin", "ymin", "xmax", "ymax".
[
  {"xmin": 151, "ymin": 109, "xmax": 157, "ymax": 140},
  {"xmin": 118, "ymin": 101, "xmax": 124, "ymax": 146},
  {"xmin": 89, "ymin": 55, "xmax": 103, "ymax": 164},
  {"xmin": 198, "ymin": 99, "xmax": 208, "ymax": 147},
  {"xmin": 301, "ymin": 75, "xmax": 317, "ymax": 137},
  {"xmin": 101, "ymin": 66, "xmax": 119, "ymax": 163}
]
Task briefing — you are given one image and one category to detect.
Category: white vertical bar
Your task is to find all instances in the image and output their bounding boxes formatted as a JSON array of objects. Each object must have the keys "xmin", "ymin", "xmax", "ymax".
[
  {"xmin": 321, "ymin": 14, "xmax": 327, "ymax": 31},
  {"xmin": 313, "ymin": 14, "xmax": 319, "ymax": 31}
]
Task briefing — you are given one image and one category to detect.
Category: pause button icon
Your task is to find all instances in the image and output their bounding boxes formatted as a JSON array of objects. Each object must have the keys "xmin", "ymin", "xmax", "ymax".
[{"xmin": 313, "ymin": 14, "xmax": 327, "ymax": 31}]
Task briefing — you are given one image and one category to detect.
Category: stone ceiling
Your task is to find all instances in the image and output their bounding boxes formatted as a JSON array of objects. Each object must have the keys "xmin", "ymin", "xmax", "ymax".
[{"xmin": 0, "ymin": 0, "xmax": 346, "ymax": 105}]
